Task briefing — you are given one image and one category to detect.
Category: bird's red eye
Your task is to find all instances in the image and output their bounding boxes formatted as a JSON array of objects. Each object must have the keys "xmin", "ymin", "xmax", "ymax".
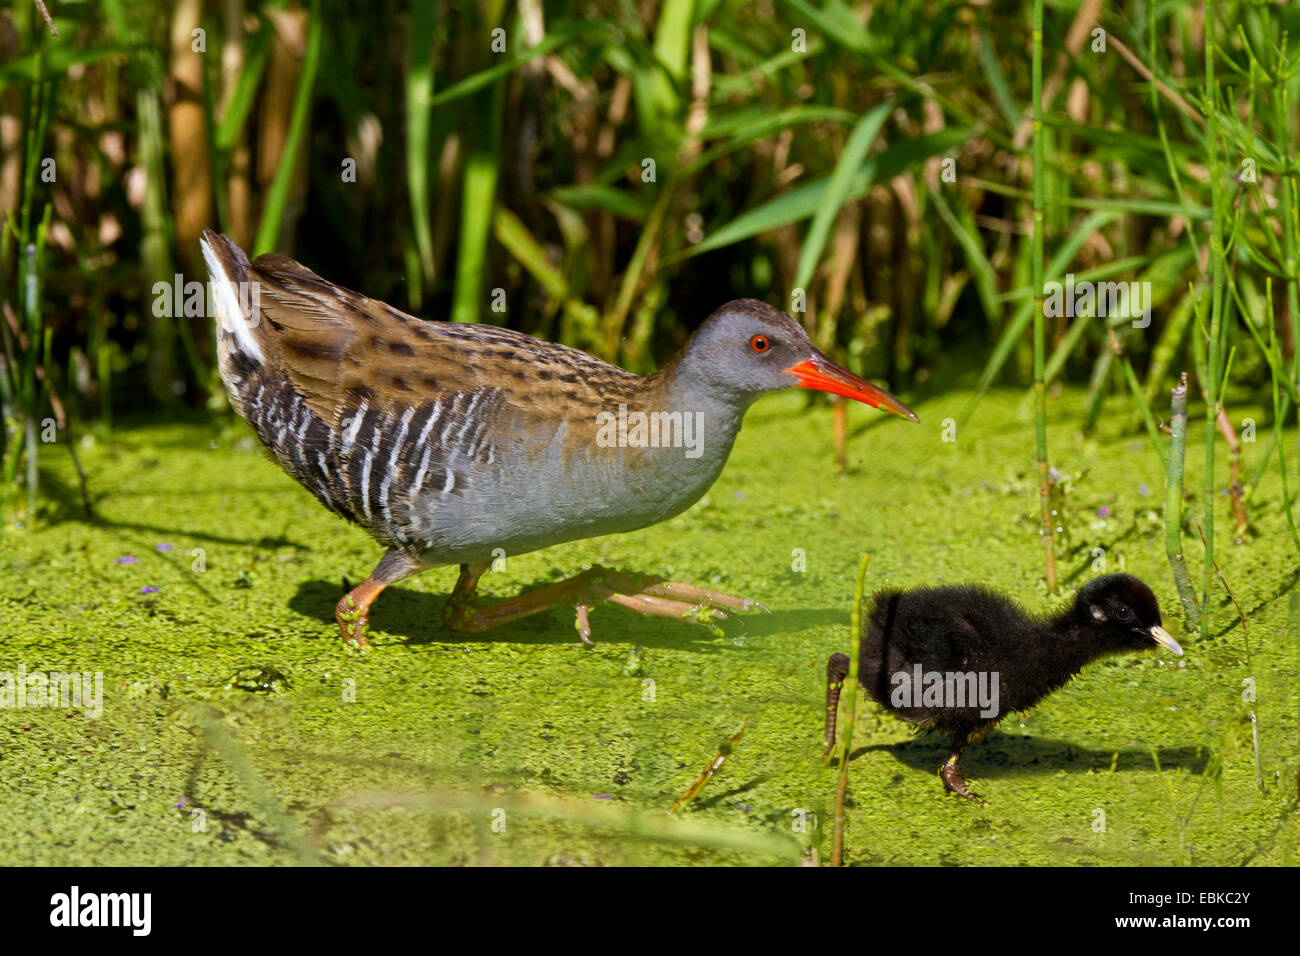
[{"xmin": 750, "ymin": 334, "xmax": 771, "ymax": 353}]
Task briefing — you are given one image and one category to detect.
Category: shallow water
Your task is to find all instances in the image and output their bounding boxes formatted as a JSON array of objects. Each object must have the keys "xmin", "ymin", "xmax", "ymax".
[{"xmin": 1, "ymin": 388, "xmax": 1296, "ymax": 865}]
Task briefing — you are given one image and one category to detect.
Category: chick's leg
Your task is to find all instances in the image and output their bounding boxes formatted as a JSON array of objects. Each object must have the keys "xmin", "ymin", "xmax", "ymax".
[{"xmin": 939, "ymin": 732, "xmax": 982, "ymax": 803}]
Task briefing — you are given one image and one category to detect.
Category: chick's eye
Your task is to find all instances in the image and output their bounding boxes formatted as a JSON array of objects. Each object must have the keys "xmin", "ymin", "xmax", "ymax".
[
  {"xmin": 1115, "ymin": 605, "xmax": 1133, "ymax": 622},
  {"xmin": 750, "ymin": 334, "xmax": 771, "ymax": 353}
]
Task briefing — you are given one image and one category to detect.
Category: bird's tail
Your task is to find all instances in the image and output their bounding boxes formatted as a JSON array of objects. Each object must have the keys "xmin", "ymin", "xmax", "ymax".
[{"xmin": 199, "ymin": 229, "xmax": 265, "ymax": 364}]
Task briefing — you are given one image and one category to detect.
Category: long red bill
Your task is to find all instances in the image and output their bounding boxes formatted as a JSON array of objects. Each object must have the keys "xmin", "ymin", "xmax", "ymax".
[{"xmin": 784, "ymin": 355, "xmax": 919, "ymax": 422}]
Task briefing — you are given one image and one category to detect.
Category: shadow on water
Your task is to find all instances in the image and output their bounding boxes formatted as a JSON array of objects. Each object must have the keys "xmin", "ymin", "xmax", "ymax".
[
  {"xmin": 289, "ymin": 577, "xmax": 845, "ymax": 649},
  {"xmin": 694, "ymin": 774, "xmax": 771, "ymax": 810},
  {"xmin": 35, "ymin": 465, "xmax": 308, "ymax": 550},
  {"xmin": 1060, "ymin": 522, "xmax": 1138, "ymax": 587},
  {"xmin": 1210, "ymin": 564, "xmax": 1300, "ymax": 640},
  {"xmin": 850, "ymin": 732, "xmax": 1212, "ymax": 778}
]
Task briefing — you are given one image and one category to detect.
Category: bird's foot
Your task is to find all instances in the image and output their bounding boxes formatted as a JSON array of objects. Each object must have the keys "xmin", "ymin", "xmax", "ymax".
[
  {"xmin": 939, "ymin": 757, "xmax": 982, "ymax": 804},
  {"xmin": 335, "ymin": 594, "xmax": 371, "ymax": 649},
  {"xmin": 441, "ymin": 566, "xmax": 767, "ymax": 645},
  {"xmin": 596, "ymin": 571, "xmax": 765, "ymax": 641},
  {"xmin": 441, "ymin": 597, "xmax": 476, "ymax": 632}
]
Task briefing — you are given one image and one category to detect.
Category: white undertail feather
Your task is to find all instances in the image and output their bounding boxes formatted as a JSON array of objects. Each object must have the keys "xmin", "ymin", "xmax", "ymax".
[{"xmin": 200, "ymin": 235, "xmax": 265, "ymax": 363}]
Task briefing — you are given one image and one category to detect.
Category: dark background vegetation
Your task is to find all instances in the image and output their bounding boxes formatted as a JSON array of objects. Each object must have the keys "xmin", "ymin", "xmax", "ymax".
[
  {"xmin": 1, "ymin": 2, "xmax": 1292, "ymax": 401},
  {"xmin": 2, "ymin": 0, "xmax": 1298, "ymax": 575}
]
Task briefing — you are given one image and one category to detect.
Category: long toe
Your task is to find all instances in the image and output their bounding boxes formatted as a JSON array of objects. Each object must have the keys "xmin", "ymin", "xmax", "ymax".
[
  {"xmin": 641, "ymin": 580, "xmax": 764, "ymax": 612},
  {"xmin": 574, "ymin": 603, "xmax": 594, "ymax": 645},
  {"xmin": 439, "ymin": 568, "xmax": 747, "ymax": 639},
  {"xmin": 606, "ymin": 590, "xmax": 727, "ymax": 622}
]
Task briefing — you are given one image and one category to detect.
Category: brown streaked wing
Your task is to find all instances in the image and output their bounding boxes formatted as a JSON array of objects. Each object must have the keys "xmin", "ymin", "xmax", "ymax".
[{"xmin": 246, "ymin": 254, "xmax": 648, "ymax": 433}]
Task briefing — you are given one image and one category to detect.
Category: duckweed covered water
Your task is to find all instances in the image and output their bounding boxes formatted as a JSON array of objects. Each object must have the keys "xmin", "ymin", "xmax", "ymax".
[{"xmin": 1, "ymin": 388, "xmax": 1296, "ymax": 865}]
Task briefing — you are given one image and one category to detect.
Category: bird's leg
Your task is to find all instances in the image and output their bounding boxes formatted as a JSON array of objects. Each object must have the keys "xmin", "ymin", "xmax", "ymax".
[
  {"xmin": 335, "ymin": 548, "xmax": 428, "ymax": 648},
  {"xmin": 823, "ymin": 653, "xmax": 850, "ymax": 754},
  {"xmin": 336, "ymin": 577, "xmax": 386, "ymax": 648},
  {"xmin": 939, "ymin": 733, "xmax": 982, "ymax": 803},
  {"xmin": 441, "ymin": 566, "xmax": 759, "ymax": 643},
  {"xmin": 441, "ymin": 561, "xmax": 490, "ymax": 630}
]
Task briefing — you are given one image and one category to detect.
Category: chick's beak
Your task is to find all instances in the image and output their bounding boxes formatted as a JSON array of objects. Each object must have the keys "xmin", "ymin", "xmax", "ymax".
[
  {"xmin": 1148, "ymin": 624, "xmax": 1183, "ymax": 657},
  {"xmin": 784, "ymin": 353, "xmax": 919, "ymax": 422}
]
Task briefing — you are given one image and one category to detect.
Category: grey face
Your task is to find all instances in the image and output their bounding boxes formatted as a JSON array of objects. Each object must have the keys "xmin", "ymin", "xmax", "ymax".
[
  {"xmin": 682, "ymin": 299, "xmax": 919, "ymax": 420},
  {"xmin": 686, "ymin": 304, "xmax": 817, "ymax": 395}
]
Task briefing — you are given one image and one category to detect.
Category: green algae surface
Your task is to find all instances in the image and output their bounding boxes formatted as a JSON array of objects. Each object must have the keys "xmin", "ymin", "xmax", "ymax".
[{"xmin": 1, "ymin": 388, "xmax": 1297, "ymax": 865}]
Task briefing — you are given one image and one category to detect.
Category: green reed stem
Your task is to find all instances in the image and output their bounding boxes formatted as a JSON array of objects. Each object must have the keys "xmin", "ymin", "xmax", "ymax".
[
  {"xmin": 450, "ymin": 0, "xmax": 508, "ymax": 325},
  {"xmin": 406, "ymin": 0, "xmax": 437, "ymax": 285},
  {"xmin": 831, "ymin": 553, "xmax": 869, "ymax": 868},
  {"xmin": 1266, "ymin": 277, "xmax": 1300, "ymax": 555},
  {"xmin": 1165, "ymin": 373, "xmax": 1201, "ymax": 624},
  {"xmin": 193, "ymin": 706, "xmax": 323, "ymax": 866},
  {"xmin": 252, "ymin": 0, "xmax": 323, "ymax": 256},
  {"xmin": 2, "ymin": 41, "xmax": 53, "ymax": 530},
  {"xmin": 1264, "ymin": 70, "xmax": 1300, "ymax": 505},
  {"xmin": 1201, "ymin": 0, "xmax": 1227, "ymax": 641},
  {"xmin": 1031, "ymin": 0, "xmax": 1056, "ymax": 591}
]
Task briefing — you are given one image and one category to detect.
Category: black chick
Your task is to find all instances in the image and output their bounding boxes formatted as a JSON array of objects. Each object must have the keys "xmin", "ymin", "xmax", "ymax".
[{"xmin": 823, "ymin": 573, "xmax": 1183, "ymax": 802}]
